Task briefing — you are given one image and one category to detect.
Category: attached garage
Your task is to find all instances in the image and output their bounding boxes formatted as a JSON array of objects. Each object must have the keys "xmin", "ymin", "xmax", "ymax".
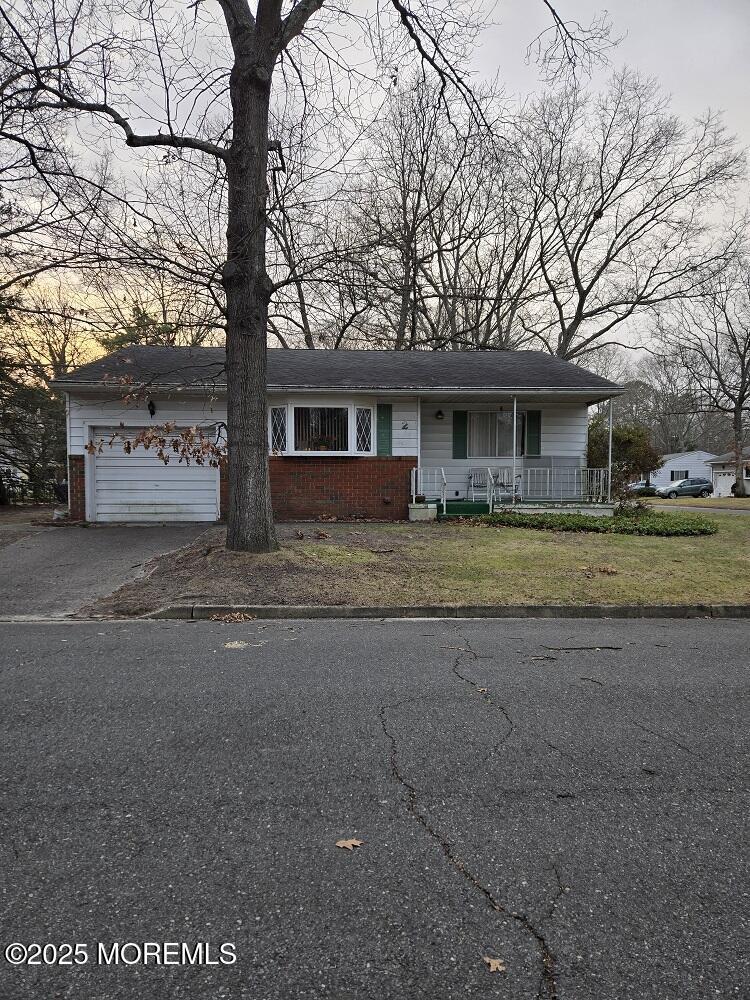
[{"xmin": 90, "ymin": 428, "xmax": 219, "ymax": 522}]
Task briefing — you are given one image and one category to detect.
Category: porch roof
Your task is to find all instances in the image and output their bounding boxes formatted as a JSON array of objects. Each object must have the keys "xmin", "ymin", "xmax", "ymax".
[{"xmin": 55, "ymin": 346, "xmax": 623, "ymax": 401}]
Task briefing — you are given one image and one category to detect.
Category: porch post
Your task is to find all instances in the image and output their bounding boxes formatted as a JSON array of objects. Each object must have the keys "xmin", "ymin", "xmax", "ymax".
[
  {"xmin": 512, "ymin": 395, "xmax": 517, "ymax": 506},
  {"xmin": 607, "ymin": 397, "xmax": 613, "ymax": 503},
  {"xmin": 414, "ymin": 396, "xmax": 421, "ymax": 504}
]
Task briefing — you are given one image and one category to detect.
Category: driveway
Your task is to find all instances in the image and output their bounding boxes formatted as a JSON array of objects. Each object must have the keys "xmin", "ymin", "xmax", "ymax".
[
  {"xmin": 0, "ymin": 523, "xmax": 209, "ymax": 616},
  {"xmin": 0, "ymin": 617, "xmax": 746, "ymax": 1000}
]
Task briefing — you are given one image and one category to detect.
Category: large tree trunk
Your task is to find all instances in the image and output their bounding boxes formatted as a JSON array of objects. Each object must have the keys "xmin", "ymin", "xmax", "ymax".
[
  {"xmin": 732, "ymin": 406, "xmax": 747, "ymax": 498},
  {"xmin": 222, "ymin": 47, "xmax": 279, "ymax": 552}
]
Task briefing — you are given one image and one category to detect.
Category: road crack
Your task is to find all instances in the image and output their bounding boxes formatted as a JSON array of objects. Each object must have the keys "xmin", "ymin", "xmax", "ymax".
[{"xmin": 379, "ymin": 704, "xmax": 558, "ymax": 999}]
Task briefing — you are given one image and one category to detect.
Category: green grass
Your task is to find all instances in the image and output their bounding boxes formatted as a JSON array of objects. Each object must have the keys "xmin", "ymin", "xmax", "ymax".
[{"xmin": 99, "ymin": 512, "xmax": 750, "ymax": 615}]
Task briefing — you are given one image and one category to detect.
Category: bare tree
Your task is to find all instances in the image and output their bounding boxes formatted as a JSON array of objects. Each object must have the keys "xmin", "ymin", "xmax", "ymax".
[
  {"xmin": 519, "ymin": 69, "xmax": 744, "ymax": 360},
  {"xmin": 1, "ymin": 0, "xmax": 615, "ymax": 551},
  {"xmin": 660, "ymin": 263, "xmax": 750, "ymax": 496}
]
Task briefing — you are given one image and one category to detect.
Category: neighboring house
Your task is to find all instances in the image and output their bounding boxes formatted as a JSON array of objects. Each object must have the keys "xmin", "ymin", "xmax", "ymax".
[
  {"xmin": 649, "ymin": 450, "xmax": 717, "ymax": 489},
  {"xmin": 52, "ymin": 347, "xmax": 623, "ymax": 523},
  {"xmin": 707, "ymin": 447, "xmax": 750, "ymax": 497}
]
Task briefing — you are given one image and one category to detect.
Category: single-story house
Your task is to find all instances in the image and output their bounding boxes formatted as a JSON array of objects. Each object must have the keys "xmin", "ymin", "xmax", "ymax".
[
  {"xmin": 53, "ymin": 347, "xmax": 624, "ymax": 523},
  {"xmin": 649, "ymin": 450, "xmax": 717, "ymax": 489},
  {"xmin": 707, "ymin": 447, "xmax": 750, "ymax": 497}
]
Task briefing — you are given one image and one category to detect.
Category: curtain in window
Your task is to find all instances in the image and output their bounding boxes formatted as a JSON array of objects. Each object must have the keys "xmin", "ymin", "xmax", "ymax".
[
  {"xmin": 468, "ymin": 411, "xmax": 525, "ymax": 457},
  {"xmin": 294, "ymin": 407, "xmax": 348, "ymax": 451}
]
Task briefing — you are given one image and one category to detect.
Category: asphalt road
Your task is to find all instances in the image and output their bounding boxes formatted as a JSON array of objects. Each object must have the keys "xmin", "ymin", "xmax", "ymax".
[
  {"xmin": 0, "ymin": 617, "xmax": 747, "ymax": 1000},
  {"xmin": 0, "ymin": 524, "xmax": 208, "ymax": 616}
]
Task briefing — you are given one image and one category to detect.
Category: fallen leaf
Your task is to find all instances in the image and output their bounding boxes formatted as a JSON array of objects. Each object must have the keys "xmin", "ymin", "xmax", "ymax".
[
  {"xmin": 315, "ymin": 530, "xmax": 330, "ymax": 539},
  {"xmin": 295, "ymin": 530, "xmax": 304, "ymax": 540},
  {"xmin": 478, "ymin": 687, "xmax": 488, "ymax": 694},
  {"xmin": 483, "ymin": 956, "xmax": 506, "ymax": 974},
  {"xmin": 210, "ymin": 612, "xmax": 256, "ymax": 622},
  {"xmin": 336, "ymin": 837, "xmax": 364, "ymax": 851}
]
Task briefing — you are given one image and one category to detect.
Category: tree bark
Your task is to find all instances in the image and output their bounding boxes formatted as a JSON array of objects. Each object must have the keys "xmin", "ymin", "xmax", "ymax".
[{"xmin": 222, "ymin": 44, "xmax": 279, "ymax": 552}]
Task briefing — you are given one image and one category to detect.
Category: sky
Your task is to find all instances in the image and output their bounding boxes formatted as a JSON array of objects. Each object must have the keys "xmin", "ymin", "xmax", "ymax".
[{"xmin": 472, "ymin": 0, "xmax": 750, "ymax": 149}]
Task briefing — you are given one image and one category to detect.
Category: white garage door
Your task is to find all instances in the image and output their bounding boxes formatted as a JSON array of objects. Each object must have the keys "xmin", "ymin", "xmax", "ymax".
[{"xmin": 91, "ymin": 427, "xmax": 219, "ymax": 522}]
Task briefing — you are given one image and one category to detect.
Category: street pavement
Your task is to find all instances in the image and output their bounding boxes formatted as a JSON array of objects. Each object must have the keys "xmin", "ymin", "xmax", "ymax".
[
  {"xmin": 0, "ymin": 617, "xmax": 747, "ymax": 999},
  {"xmin": 0, "ymin": 524, "xmax": 208, "ymax": 616}
]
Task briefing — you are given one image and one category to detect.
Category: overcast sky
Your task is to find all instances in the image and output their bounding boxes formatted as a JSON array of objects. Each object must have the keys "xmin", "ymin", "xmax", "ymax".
[{"xmin": 472, "ymin": 0, "xmax": 750, "ymax": 148}]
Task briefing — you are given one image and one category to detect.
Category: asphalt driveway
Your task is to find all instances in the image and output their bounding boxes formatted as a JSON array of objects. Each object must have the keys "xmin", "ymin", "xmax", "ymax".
[
  {"xmin": 0, "ymin": 523, "xmax": 208, "ymax": 616},
  {"xmin": 0, "ymin": 616, "xmax": 746, "ymax": 1000}
]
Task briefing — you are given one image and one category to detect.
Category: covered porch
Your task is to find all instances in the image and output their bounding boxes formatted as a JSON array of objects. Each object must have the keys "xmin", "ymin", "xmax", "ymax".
[{"xmin": 410, "ymin": 391, "xmax": 615, "ymax": 517}]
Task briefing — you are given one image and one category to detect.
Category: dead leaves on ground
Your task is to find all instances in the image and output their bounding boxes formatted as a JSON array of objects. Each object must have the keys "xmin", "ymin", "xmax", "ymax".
[
  {"xmin": 483, "ymin": 956, "xmax": 506, "ymax": 974},
  {"xmin": 336, "ymin": 837, "xmax": 364, "ymax": 851},
  {"xmin": 210, "ymin": 612, "xmax": 256, "ymax": 622},
  {"xmin": 579, "ymin": 564, "xmax": 618, "ymax": 578}
]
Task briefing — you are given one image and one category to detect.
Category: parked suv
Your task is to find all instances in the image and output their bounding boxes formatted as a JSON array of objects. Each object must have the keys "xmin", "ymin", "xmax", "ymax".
[{"xmin": 655, "ymin": 477, "xmax": 713, "ymax": 499}]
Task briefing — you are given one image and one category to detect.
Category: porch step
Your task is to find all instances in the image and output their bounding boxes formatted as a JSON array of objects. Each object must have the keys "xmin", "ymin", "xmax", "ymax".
[{"xmin": 437, "ymin": 501, "xmax": 490, "ymax": 518}]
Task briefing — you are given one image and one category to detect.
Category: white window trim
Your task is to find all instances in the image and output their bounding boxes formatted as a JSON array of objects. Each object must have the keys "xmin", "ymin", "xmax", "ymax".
[{"xmin": 267, "ymin": 401, "xmax": 376, "ymax": 457}]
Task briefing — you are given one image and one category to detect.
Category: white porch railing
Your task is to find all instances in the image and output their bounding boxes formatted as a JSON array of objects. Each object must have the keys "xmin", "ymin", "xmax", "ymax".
[
  {"xmin": 490, "ymin": 466, "xmax": 609, "ymax": 505},
  {"xmin": 411, "ymin": 467, "xmax": 447, "ymax": 513}
]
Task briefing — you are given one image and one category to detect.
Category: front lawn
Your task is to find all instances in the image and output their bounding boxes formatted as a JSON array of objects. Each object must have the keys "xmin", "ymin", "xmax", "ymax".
[{"xmin": 87, "ymin": 512, "xmax": 750, "ymax": 616}]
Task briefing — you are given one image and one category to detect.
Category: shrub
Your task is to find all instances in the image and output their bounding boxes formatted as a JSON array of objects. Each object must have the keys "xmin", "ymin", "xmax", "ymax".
[{"xmin": 479, "ymin": 510, "xmax": 717, "ymax": 537}]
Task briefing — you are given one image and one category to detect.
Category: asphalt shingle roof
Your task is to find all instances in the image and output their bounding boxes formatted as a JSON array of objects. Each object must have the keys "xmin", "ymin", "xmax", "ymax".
[
  {"xmin": 707, "ymin": 446, "xmax": 750, "ymax": 464},
  {"xmin": 55, "ymin": 346, "xmax": 622, "ymax": 395}
]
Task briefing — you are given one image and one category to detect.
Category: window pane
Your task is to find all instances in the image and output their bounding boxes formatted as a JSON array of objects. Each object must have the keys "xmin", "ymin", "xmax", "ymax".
[
  {"xmin": 355, "ymin": 407, "xmax": 372, "ymax": 452},
  {"xmin": 468, "ymin": 412, "xmax": 494, "ymax": 457},
  {"xmin": 495, "ymin": 412, "xmax": 525, "ymax": 455},
  {"xmin": 294, "ymin": 407, "xmax": 348, "ymax": 451},
  {"xmin": 270, "ymin": 407, "xmax": 287, "ymax": 452}
]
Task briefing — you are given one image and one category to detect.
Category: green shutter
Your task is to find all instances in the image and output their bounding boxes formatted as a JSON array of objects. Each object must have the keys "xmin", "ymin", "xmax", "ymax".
[
  {"xmin": 525, "ymin": 410, "xmax": 541, "ymax": 456},
  {"xmin": 452, "ymin": 410, "xmax": 468, "ymax": 459},
  {"xmin": 376, "ymin": 404, "xmax": 392, "ymax": 456}
]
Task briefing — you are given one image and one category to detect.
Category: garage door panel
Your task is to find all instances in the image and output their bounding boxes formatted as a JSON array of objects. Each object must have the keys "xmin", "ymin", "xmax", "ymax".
[{"xmin": 91, "ymin": 426, "xmax": 219, "ymax": 522}]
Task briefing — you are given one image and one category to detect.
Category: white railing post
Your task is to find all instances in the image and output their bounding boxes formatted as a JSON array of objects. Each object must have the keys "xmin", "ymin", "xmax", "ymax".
[
  {"xmin": 512, "ymin": 395, "xmax": 517, "ymax": 506},
  {"xmin": 607, "ymin": 398, "xmax": 613, "ymax": 503}
]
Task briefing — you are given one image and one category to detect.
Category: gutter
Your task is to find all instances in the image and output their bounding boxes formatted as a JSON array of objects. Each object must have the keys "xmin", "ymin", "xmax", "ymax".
[{"xmin": 51, "ymin": 381, "xmax": 626, "ymax": 397}]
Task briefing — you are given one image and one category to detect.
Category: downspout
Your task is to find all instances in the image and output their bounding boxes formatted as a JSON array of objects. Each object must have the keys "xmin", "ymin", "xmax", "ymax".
[{"xmin": 607, "ymin": 397, "xmax": 614, "ymax": 503}]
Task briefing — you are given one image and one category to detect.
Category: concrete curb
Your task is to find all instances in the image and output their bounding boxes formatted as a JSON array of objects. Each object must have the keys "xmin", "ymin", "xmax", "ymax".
[{"xmin": 146, "ymin": 603, "xmax": 750, "ymax": 620}]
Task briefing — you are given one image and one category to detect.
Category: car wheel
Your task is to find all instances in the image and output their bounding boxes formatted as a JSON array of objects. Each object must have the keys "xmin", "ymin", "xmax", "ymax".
[
  {"xmin": 668, "ymin": 491, "xmax": 678, "ymax": 499},
  {"xmin": 700, "ymin": 489, "xmax": 710, "ymax": 498}
]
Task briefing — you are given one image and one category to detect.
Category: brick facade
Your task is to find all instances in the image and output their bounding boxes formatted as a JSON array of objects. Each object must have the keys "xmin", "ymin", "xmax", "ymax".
[
  {"xmin": 68, "ymin": 455, "xmax": 86, "ymax": 521},
  {"xmin": 220, "ymin": 455, "xmax": 415, "ymax": 521}
]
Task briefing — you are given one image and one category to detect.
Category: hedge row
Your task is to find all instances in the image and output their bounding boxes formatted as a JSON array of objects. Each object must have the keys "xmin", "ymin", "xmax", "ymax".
[{"xmin": 479, "ymin": 511, "xmax": 717, "ymax": 537}]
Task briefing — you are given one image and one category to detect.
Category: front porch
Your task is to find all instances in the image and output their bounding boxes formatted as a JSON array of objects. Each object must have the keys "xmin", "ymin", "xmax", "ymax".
[{"xmin": 411, "ymin": 465, "xmax": 613, "ymax": 517}]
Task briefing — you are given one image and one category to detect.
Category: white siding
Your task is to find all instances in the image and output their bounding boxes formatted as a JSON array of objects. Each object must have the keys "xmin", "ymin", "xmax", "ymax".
[
  {"xmin": 380, "ymin": 397, "xmax": 418, "ymax": 456},
  {"xmin": 67, "ymin": 393, "xmax": 225, "ymax": 456},
  {"xmin": 540, "ymin": 407, "xmax": 589, "ymax": 459},
  {"xmin": 650, "ymin": 451, "xmax": 717, "ymax": 488},
  {"xmin": 68, "ymin": 391, "xmax": 418, "ymax": 458},
  {"xmin": 420, "ymin": 402, "xmax": 589, "ymax": 498}
]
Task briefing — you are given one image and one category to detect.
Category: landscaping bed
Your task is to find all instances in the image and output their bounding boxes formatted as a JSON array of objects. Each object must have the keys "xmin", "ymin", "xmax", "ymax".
[
  {"xmin": 480, "ymin": 510, "xmax": 717, "ymax": 536},
  {"xmin": 84, "ymin": 512, "xmax": 750, "ymax": 617}
]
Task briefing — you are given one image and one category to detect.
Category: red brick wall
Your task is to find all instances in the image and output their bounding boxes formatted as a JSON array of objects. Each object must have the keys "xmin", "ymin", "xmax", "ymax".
[
  {"xmin": 220, "ymin": 455, "xmax": 415, "ymax": 521},
  {"xmin": 68, "ymin": 455, "xmax": 86, "ymax": 521}
]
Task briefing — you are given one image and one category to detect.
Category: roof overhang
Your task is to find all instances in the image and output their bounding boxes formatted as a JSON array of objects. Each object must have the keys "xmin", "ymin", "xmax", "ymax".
[{"xmin": 56, "ymin": 381, "xmax": 624, "ymax": 404}]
